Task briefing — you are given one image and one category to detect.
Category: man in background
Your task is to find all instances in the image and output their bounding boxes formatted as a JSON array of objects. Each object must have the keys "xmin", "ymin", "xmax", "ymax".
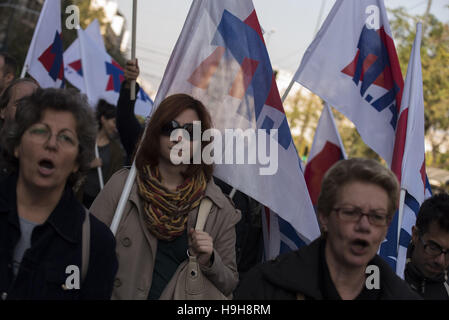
[{"xmin": 405, "ymin": 193, "xmax": 449, "ymax": 299}]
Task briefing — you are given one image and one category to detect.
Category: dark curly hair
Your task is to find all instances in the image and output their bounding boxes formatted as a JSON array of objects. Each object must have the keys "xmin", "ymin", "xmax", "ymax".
[{"xmin": 1, "ymin": 88, "xmax": 97, "ymax": 186}]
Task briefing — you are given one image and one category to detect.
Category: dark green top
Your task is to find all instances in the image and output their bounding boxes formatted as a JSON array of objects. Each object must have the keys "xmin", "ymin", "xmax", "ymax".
[{"xmin": 147, "ymin": 229, "xmax": 188, "ymax": 300}]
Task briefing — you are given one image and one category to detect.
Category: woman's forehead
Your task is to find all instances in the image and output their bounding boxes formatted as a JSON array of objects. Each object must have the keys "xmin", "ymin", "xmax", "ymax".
[
  {"xmin": 338, "ymin": 181, "xmax": 389, "ymax": 209},
  {"xmin": 38, "ymin": 109, "xmax": 77, "ymax": 131}
]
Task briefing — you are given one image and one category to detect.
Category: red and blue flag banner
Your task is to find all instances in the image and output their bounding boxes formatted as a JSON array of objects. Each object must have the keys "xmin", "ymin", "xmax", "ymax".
[
  {"xmin": 394, "ymin": 23, "xmax": 432, "ymax": 278},
  {"xmin": 304, "ymin": 104, "xmax": 347, "ymax": 207},
  {"xmin": 64, "ymin": 19, "xmax": 105, "ymax": 93},
  {"xmin": 293, "ymin": 0, "xmax": 410, "ymax": 272},
  {"xmin": 77, "ymin": 28, "xmax": 153, "ymax": 117},
  {"xmin": 294, "ymin": 0, "xmax": 404, "ymax": 170},
  {"xmin": 22, "ymin": 0, "xmax": 64, "ymax": 88},
  {"xmin": 154, "ymin": 0, "xmax": 320, "ymax": 248}
]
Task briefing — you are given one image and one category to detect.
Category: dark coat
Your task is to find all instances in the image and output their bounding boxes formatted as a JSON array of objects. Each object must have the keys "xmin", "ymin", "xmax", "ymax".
[
  {"xmin": 76, "ymin": 138, "xmax": 126, "ymax": 206},
  {"xmin": 404, "ymin": 244, "xmax": 449, "ymax": 300},
  {"xmin": 116, "ymin": 83, "xmax": 143, "ymax": 165},
  {"xmin": 0, "ymin": 174, "xmax": 118, "ymax": 300},
  {"xmin": 234, "ymin": 238, "xmax": 421, "ymax": 300}
]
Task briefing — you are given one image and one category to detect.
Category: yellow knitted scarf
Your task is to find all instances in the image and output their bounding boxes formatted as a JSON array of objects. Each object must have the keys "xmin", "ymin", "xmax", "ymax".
[{"xmin": 137, "ymin": 165, "xmax": 207, "ymax": 241}]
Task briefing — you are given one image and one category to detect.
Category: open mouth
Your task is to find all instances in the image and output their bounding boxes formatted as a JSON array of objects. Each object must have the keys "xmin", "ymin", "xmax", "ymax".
[
  {"xmin": 38, "ymin": 159, "xmax": 55, "ymax": 175},
  {"xmin": 350, "ymin": 239, "xmax": 370, "ymax": 254}
]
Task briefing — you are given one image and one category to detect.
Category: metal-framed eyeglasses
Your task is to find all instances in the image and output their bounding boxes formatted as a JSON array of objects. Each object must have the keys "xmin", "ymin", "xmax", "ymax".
[{"xmin": 26, "ymin": 123, "xmax": 79, "ymax": 149}]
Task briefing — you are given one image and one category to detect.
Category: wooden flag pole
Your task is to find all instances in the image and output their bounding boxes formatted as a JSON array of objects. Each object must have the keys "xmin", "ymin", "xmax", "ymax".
[{"xmin": 130, "ymin": 0, "xmax": 137, "ymax": 100}]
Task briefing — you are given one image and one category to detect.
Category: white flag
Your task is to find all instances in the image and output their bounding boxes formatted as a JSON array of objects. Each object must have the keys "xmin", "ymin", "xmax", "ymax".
[
  {"xmin": 304, "ymin": 104, "xmax": 347, "ymax": 206},
  {"xmin": 64, "ymin": 19, "xmax": 104, "ymax": 93},
  {"xmin": 77, "ymin": 28, "xmax": 153, "ymax": 117},
  {"xmin": 153, "ymin": 0, "xmax": 320, "ymax": 244},
  {"xmin": 294, "ymin": 0, "xmax": 404, "ymax": 168},
  {"xmin": 396, "ymin": 23, "xmax": 432, "ymax": 278},
  {"xmin": 22, "ymin": 0, "xmax": 64, "ymax": 88}
]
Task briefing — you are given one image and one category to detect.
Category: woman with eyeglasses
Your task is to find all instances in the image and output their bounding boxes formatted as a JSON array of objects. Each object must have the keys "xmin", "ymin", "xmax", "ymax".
[
  {"xmin": 90, "ymin": 93, "xmax": 241, "ymax": 300},
  {"xmin": 0, "ymin": 88, "xmax": 118, "ymax": 300},
  {"xmin": 235, "ymin": 158, "xmax": 420, "ymax": 300}
]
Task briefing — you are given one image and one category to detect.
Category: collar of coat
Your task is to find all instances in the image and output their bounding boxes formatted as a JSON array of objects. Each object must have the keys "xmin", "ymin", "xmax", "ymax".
[
  {"xmin": 0, "ymin": 173, "xmax": 85, "ymax": 244},
  {"xmin": 259, "ymin": 237, "xmax": 420, "ymax": 300}
]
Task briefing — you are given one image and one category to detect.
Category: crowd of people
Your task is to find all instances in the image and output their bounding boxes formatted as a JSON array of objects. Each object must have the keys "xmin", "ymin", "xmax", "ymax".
[{"xmin": 0, "ymin": 51, "xmax": 448, "ymax": 300}]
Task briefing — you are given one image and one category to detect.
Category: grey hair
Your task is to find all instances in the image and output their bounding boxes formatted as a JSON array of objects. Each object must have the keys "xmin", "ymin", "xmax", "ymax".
[{"xmin": 1, "ymin": 88, "xmax": 97, "ymax": 186}]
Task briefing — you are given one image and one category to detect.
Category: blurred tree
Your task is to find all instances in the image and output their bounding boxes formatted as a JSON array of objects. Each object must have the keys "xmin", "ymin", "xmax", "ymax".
[{"xmin": 284, "ymin": 87, "xmax": 323, "ymax": 158}]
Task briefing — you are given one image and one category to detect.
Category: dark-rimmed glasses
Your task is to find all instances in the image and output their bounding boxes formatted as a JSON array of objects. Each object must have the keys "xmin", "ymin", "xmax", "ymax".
[
  {"xmin": 332, "ymin": 206, "xmax": 390, "ymax": 227},
  {"xmin": 161, "ymin": 120, "xmax": 195, "ymax": 141},
  {"xmin": 419, "ymin": 236, "xmax": 449, "ymax": 262}
]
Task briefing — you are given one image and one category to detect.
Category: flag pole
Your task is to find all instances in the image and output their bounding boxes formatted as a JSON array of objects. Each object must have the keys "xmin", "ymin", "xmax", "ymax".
[
  {"xmin": 20, "ymin": 65, "xmax": 28, "ymax": 79},
  {"xmin": 397, "ymin": 188, "xmax": 406, "ymax": 254},
  {"xmin": 95, "ymin": 143, "xmax": 105, "ymax": 190},
  {"xmin": 395, "ymin": 22, "xmax": 423, "ymax": 261},
  {"xmin": 110, "ymin": 163, "xmax": 137, "ymax": 234},
  {"xmin": 130, "ymin": 0, "xmax": 137, "ymax": 101}
]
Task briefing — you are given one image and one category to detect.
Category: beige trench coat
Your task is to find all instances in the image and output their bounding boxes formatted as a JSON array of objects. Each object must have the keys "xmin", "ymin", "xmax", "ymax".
[{"xmin": 90, "ymin": 169, "xmax": 241, "ymax": 300}]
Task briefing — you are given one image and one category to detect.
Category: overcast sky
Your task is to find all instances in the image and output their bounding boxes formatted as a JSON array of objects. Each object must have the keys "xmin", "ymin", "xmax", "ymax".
[{"xmin": 114, "ymin": 0, "xmax": 449, "ymax": 95}]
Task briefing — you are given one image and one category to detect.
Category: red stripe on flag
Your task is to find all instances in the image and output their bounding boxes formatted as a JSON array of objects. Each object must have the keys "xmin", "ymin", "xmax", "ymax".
[
  {"xmin": 264, "ymin": 74, "xmax": 284, "ymax": 113},
  {"xmin": 244, "ymin": 10, "xmax": 265, "ymax": 44},
  {"xmin": 304, "ymin": 141, "xmax": 343, "ymax": 206},
  {"xmin": 391, "ymin": 108, "xmax": 408, "ymax": 182},
  {"xmin": 420, "ymin": 161, "xmax": 426, "ymax": 193}
]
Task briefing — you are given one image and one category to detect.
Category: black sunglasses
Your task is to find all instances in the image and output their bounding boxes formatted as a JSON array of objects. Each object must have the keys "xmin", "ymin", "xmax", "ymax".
[{"xmin": 161, "ymin": 120, "xmax": 195, "ymax": 140}]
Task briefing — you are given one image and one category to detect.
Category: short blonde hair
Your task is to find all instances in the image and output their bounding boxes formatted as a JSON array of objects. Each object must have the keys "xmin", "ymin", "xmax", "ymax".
[{"xmin": 317, "ymin": 158, "xmax": 399, "ymax": 218}]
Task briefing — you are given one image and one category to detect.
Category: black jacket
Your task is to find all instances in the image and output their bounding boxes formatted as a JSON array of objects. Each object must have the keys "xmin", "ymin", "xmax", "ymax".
[
  {"xmin": 0, "ymin": 174, "xmax": 118, "ymax": 300},
  {"xmin": 404, "ymin": 244, "xmax": 449, "ymax": 300},
  {"xmin": 234, "ymin": 238, "xmax": 421, "ymax": 300},
  {"xmin": 117, "ymin": 83, "xmax": 144, "ymax": 165}
]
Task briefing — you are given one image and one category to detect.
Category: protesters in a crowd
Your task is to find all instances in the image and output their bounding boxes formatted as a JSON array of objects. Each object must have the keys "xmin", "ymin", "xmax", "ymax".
[
  {"xmin": 0, "ymin": 78, "xmax": 39, "ymax": 131},
  {"xmin": 0, "ymin": 52, "xmax": 17, "ymax": 96},
  {"xmin": 0, "ymin": 88, "xmax": 118, "ymax": 300},
  {"xmin": 119, "ymin": 59, "xmax": 264, "ymax": 282},
  {"xmin": 234, "ymin": 158, "xmax": 421, "ymax": 300},
  {"xmin": 404, "ymin": 193, "xmax": 449, "ymax": 300},
  {"xmin": 90, "ymin": 93, "xmax": 240, "ymax": 299},
  {"xmin": 77, "ymin": 99, "xmax": 125, "ymax": 208}
]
